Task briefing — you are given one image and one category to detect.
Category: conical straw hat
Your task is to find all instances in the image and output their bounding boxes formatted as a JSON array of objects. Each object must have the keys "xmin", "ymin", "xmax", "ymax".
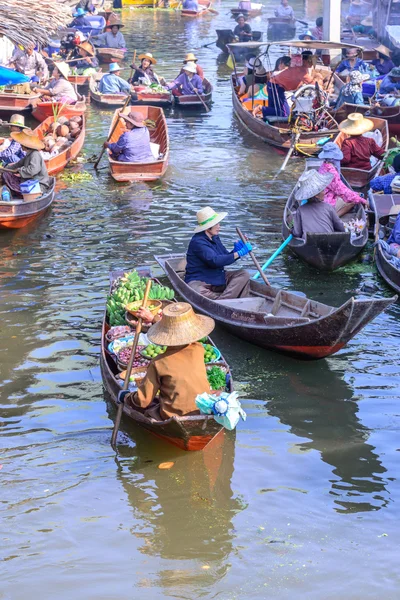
[
  {"xmin": 10, "ymin": 130, "xmax": 44, "ymax": 150},
  {"xmin": 147, "ymin": 302, "xmax": 215, "ymax": 346},
  {"xmin": 294, "ymin": 169, "xmax": 334, "ymax": 200},
  {"xmin": 338, "ymin": 112, "xmax": 374, "ymax": 135}
]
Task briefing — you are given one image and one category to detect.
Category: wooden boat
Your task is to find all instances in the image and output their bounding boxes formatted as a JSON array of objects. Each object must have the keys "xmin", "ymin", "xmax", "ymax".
[
  {"xmin": 181, "ymin": 0, "xmax": 212, "ymax": 17},
  {"xmin": 100, "ymin": 267, "xmax": 232, "ymax": 451},
  {"xmin": 174, "ymin": 78, "xmax": 212, "ymax": 108},
  {"xmin": 96, "ymin": 47, "xmax": 127, "ymax": 65},
  {"xmin": 267, "ymin": 16, "xmax": 296, "ymax": 39},
  {"xmin": 67, "ymin": 73, "xmax": 97, "ymax": 88},
  {"xmin": 231, "ymin": 5, "xmax": 262, "ymax": 18},
  {"xmin": 370, "ymin": 193, "xmax": 400, "ymax": 293},
  {"xmin": 89, "ymin": 76, "xmax": 172, "ymax": 108},
  {"xmin": 0, "ymin": 178, "xmax": 55, "ymax": 230},
  {"xmin": 155, "ymin": 254, "xmax": 396, "ymax": 360},
  {"xmin": 33, "ymin": 116, "xmax": 85, "ymax": 176},
  {"xmin": 32, "ymin": 99, "xmax": 87, "ymax": 123},
  {"xmin": 282, "ymin": 174, "xmax": 368, "ymax": 271},
  {"xmin": 335, "ymin": 116, "xmax": 389, "ymax": 190},
  {"xmin": 89, "ymin": 76, "xmax": 128, "ymax": 109},
  {"xmin": 0, "ymin": 91, "xmax": 40, "ymax": 114},
  {"xmin": 107, "ymin": 105, "xmax": 169, "ymax": 181},
  {"xmin": 231, "ymin": 74, "xmax": 338, "ymax": 153},
  {"xmin": 331, "ymin": 101, "xmax": 400, "ymax": 137},
  {"xmin": 216, "ymin": 29, "xmax": 263, "ymax": 56}
]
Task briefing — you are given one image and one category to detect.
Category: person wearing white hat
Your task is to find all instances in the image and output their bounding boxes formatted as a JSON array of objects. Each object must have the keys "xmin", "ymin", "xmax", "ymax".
[
  {"xmin": 33, "ymin": 62, "xmax": 78, "ymax": 104},
  {"xmin": 185, "ymin": 207, "xmax": 252, "ymax": 300},
  {"xmin": 291, "ymin": 170, "xmax": 346, "ymax": 239},
  {"xmin": 168, "ymin": 61, "xmax": 203, "ymax": 96},
  {"xmin": 98, "ymin": 62, "xmax": 132, "ymax": 94}
]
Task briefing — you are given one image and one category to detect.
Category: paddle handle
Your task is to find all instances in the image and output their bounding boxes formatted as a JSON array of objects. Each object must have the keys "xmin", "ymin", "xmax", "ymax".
[
  {"xmin": 188, "ymin": 78, "xmax": 210, "ymax": 112},
  {"xmin": 94, "ymin": 94, "xmax": 131, "ymax": 170},
  {"xmin": 236, "ymin": 227, "xmax": 270, "ymax": 286},
  {"xmin": 111, "ymin": 279, "xmax": 152, "ymax": 447},
  {"xmin": 253, "ymin": 235, "xmax": 293, "ymax": 279}
]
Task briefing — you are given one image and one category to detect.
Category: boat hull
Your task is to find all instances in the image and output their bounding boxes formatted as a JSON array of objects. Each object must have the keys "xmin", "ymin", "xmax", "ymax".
[
  {"xmin": 34, "ymin": 116, "xmax": 86, "ymax": 175},
  {"xmin": 32, "ymin": 100, "xmax": 87, "ymax": 123},
  {"xmin": 174, "ymin": 78, "xmax": 212, "ymax": 107},
  {"xmin": 216, "ymin": 29, "xmax": 262, "ymax": 56},
  {"xmin": 331, "ymin": 101, "xmax": 400, "ymax": 137},
  {"xmin": 181, "ymin": 0, "xmax": 212, "ymax": 17},
  {"xmin": 0, "ymin": 178, "xmax": 55, "ymax": 229},
  {"xmin": 371, "ymin": 193, "xmax": 400, "ymax": 293},
  {"xmin": 96, "ymin": 48, "xmax": 127, "ymax": 64},
  {"xmin": 0, "ymin": 92, "xmax": 40, "ymax": 114}
]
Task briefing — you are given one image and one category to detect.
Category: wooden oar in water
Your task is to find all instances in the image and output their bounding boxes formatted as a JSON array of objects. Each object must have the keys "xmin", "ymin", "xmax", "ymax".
[
  {"xmin": 188, "ymin": 79, "xmax": 210, "ymax": 112},
  {"xmin": 93, "ymin": 94, "xmax": 131, "ymax": 170},
  {"xmin": 111, "ymin": 279, "xmax": 152, "ymax": 447},
  {"xmin": 236, "ymin": 227, "xmax": 271, "ymax": 286}
]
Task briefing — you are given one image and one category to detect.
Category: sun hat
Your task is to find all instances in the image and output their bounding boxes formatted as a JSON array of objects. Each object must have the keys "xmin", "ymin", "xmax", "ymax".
[
  {"xmin": 183, "ymin": 61, "xmax": 197, "ymax": 74},
  {"xmin": 109, "ymin": 62, "xmax": 122, "ymax": 73},
  {"xmin": 389, "ymin": 66, "xmax": 400, "ymax": 78},
  {"xmin": 236, "ymin": 13, "xmax": 246, "ymax": 20},
  {"xmin": 147, "ymin": 302, "xmax": 215, "ymax": 346},
  {"xmin": 6, "ymin": 114, "xmax": 29, "ymax": 129},
  {"xmin": 318, "ymin": 141, "xmax": 344, "ymax": 161},
  {"xmin": 361, "ymin": 15, "xmax": 373, "ymax": 26},
  {"xmin": 245, "ymin": 56, "xmax": 261, "ymax": 70},
  {"xmin": 194, "ymin": 206, "xmax": 228, "ymax": 233},
  {"xmin": 120, "ymin": 111, "xmax": 145, "ymax": 128},
  {"xmin": 10, "ymin": 130, "xmax": 44, "ymax": 151},
  {"xmin": 338, "ymin": 112, "xmax": 374, "ymax": 135},
  {"xmin": 348, "ymin": 69, "xmax": 370, "ymax": 84},
  {"xmin": 107, "ymin": 20, "xmax": 124, "ymax": 28},
  {"xmin": 53, "ymin": 61, "xmax": 70, "ymax": 79},
  {"xmin": 73, "ymin": 7, "xmax": 87, "ymax": 16},
  {"xmin": 375, "ymin": 44, "xmax": 391, "ymax": 58},
  {"xmin": 138, "ymin": 52, "xmax": 156, "ymax": 64},
  {"xmin": 299, "ymin": 30, "xmax": 315, "ymax": 40},
  {"xmin": 294, "ymin": 170, "xmax": 334, "ymax": 201},
  {"xmin": 78, "ymin": 41, "xmax": 95, "ymax": 57},
  {"xmin": 184, "ymin": 52, "xmax": 198, "ymax": 63},
  {"xmin": 255, "ymin": 64, "xmax": 267, "ymax": 77}
]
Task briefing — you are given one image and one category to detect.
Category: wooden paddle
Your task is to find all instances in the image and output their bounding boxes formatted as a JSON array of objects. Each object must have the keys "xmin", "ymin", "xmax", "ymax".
[
  {"xmin": 93, "ymin": 94, "xmax": 131, "ymax": 170},
  {"xmin": 236, "ymin": 227, "xmax": 271, "ymax": 286},
  {"xmin": 188, "ymin": 79, "xmax": 210, "ymax": 112},
  {"xmin": 111, "ymin": 279, "xmax": 152, "ymax": 447},
  {"xmin": 295, "ymin": 18, "xmax": 308, "ymax": 26},
  {"xmin": 129, "ymin": 49, "xmax": 136, "ymax": 81}
]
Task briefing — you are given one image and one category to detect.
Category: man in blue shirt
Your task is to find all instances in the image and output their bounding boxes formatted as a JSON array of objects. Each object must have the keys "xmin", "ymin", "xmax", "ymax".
[
  {"xmin": 185, "ymin": 207, "xmax": 252, "ymax": 299},
  {"xmin": 68, "ymin": 7, "xmax": 92, "ymax": 28},
  {"xmin": 98, "ymin": 62, "xmax": 132, "ymax": 94},
  {"xmin": 379, "ymin": 67, "xmax": 400, "ymax": 95},
  {"xmin": 370, "ymin": 154, "xmax": 400, "ymax": 194}
]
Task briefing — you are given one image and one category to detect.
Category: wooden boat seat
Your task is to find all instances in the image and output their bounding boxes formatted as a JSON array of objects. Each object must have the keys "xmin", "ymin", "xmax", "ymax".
[{"xmin": 216, "ymin": 296, "xmax": 271, "ymax": 311}]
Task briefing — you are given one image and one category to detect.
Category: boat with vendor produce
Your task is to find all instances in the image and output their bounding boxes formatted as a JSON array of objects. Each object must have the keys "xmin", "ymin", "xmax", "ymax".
[
  {"xmin": 0, "ymin": 89, "xmax": 40, "ymax": 115},
  {"xmin": 33, "ymin": 115, "xmax": 85, "ymax": 175},
  {"xmin": 89, "ymin": 75, "xmax": 173, "ymax": 108}
]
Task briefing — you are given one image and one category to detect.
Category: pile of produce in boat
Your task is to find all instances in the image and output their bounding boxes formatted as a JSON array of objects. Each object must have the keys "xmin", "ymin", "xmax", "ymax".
[
  {"xmin": 203, "ymin": 343, "xmax": 219, "ymax": 363},
  {"xmin": 206, "ymin": 365, "xmax": 227, "ymax": 391},
  {"xmin": 41, "ymin": 116, "xmax": 83, "ymax": 160},
  {"xmin": 107, "ymin": 269, "xmax": 174, "ymax": 327},
  {"xmin": 141, "ymin": 344, "xmax": 167, "ymax": 359},
  {"xmin": 117, "ymin": 345, "xmax": 150, "ymax": 368},
  {"xmin": 106, "ymin": 325, "xmax": 133, "ymax": 341}
]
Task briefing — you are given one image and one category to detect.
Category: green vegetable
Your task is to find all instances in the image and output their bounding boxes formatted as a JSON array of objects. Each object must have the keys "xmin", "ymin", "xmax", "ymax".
[
  {"xmin": 60, "ymin": 170, "xmax": 93, "ymax": 183},
  {"xmin": 207, "ymin": 366, "xmax": 226, "ymax": 391}
]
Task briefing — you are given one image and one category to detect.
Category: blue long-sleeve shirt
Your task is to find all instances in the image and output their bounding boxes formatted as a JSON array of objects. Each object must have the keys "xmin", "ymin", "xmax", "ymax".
[
  {"xmin": 379, "ymin": 75, "xmax": 400, "ymax": 95},
  {"xmin": 388, "ymin": 214, "xmax": 400, "ymax": 245},
  {"xmin": 336, "ymin": 58, "xmax": 368, "ymax": 74},
  {"xmin": 108, "ymin": 127, "xmax": 153, "ymax": 163},
  {"xmin": 98, "ymin": 73, "xmax": 131, "ymax": 94},
  {"xmin": 185, "ymin": 232, "xmax": 236, "ymax": 286},
  {"xmin": 370, "ymin": 172, "xmax": 397, "ymax": 195}
]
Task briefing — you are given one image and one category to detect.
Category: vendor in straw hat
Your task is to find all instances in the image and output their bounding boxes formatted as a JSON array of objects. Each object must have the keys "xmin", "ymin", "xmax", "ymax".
[
  {"xmin": 181, "ymin": 52, "xmax": 204, "ymax": 80},
  {"xmin": 93, "ymin": 21, "xmax": 125, "ymax": 49},
  {"xmin": 291, "ymin": 170, "xmax": 346, "ymax": 240},
  {"xmin": 129, "ymin": 53, "xmax": 163, "ymax": 87},
  {"xmin": 168, "ymin": 61, "xmax": 203, "ymax": 96},
  {"xmin": 1, "ymin": 130, "xmax": 50, "ymax": 198},
  {"xmin": 119, "ymin": 302, "xmax": 214, "ymax": 420},
  {"xmin": 185, "ymin": 207, "xmax": 252, "ymax": 300},
  {"xmin": 372, "ymin": 45, "xmax": 395, "ymax": 76},
  {"xmin": 33, "ymin": 62, "xmax": 78, "ymax": 104},
  {"xmin": 104, "ymin": 111, "xmax": 154, "ymax": 163},
  {"xmin": 98, "ymin": 62, "xmax": 132, "ymax": 95},
  {"xmin": 379, "ymin": 66, "xmax": 400, "ymax": 95},
  {"xmin": 0, "ymin": 115, "xmax": 29, "ymax": 166},
  {"xmin": 339, "ymin": 113, "xmax": 385, "ymax": 171},
  {"xmin": 74, "ymin": 40, "xmax": 99, "ymax": 73}
]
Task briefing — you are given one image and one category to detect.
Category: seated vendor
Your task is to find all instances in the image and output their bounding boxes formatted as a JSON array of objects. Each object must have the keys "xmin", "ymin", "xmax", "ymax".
[
  {"xmin": 130, "ymin": 53, "xmax": 161, "ymax": 86},
  {"xmin": 339, "ymin": 113, "xmax": 385, "ymax": 171},
  {"xmin": 335, "ymin": 70, "xmax": 369, "ymax": 109},
  {"xmin": 182, "ymin": 0, "xmax": 199, "ymax": 9},
  {"xmin": 104, "ymin": 112, "xmax": 154, "ymax": 163},
  {"xmin": 234, "ymin": 15, "xmax": 252, "ymax": 42},
  {"xmin": 98, "ymin": 62, "xmax": 131, "ymax": 94},
  {"xmin": 33, "ymin": 62, "xmax": 78, "ymax": 104},
  {"xmin": 292, "ymin": 170, "xmax": 346, "ymax": 239},
  {"xmin": 269, "ymin": 51, "xmax": 316, "ymax": 91},
  {"xmin": 370, "ymin": 154, "xmax": 400, "ymax": 194},
  {"xmin": 0, "ymin": 114, "xmax": 28, "ymax": 166},
  {"xmin": 372, "ymin": 45, "xmax": 395, "ymax": 76},
  {"xmin": 68, "ymin": 7, "xmax": 92, "ymax": 28},
  {"xmin": 336, "ymin": 48, "xmax": 369, "ymax": 75},
  {"xmin": 119, "ymin": 302, "xmax": 214, "ymax": 421},
  {"xmin": 346, "ymin": 0, "xmax": 368, "ymax": 27},
  {"xmin": 353, "ymin": 14, "xmax": 376, "ymax": 37},
  {"xmin": 274, "ymin": 0, "xmax": 295, "ymax": 19},
  {"xmin": 74, "ymin": 41, "xmax": 99, "ymax": 74},
  {"xmin": 379, "ymin": 66, "xmax": 400, "ymax": 95},
  {"xmin": 181, "ymin": 52, "xmax": 204, "ymax": 80},
  {"xmin": 94, "ymin": 22, "xmax": 125, "ymax": 49},
  {"xmin": 168, "ymin": 62, "xmax": 203, "ymax": 96},
  {"xmin": 185, "ymin": 206, "xmax": 252, "ymax": 300},
  {"xmin": 8, "ymin": 44, "xmax": 48, "ymax": 83}
]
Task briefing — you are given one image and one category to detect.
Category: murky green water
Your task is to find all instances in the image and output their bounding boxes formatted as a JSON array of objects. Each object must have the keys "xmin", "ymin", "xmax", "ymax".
[{"xmin": 1, "ymin": 4, "xmax": 400, "ymax": 599}]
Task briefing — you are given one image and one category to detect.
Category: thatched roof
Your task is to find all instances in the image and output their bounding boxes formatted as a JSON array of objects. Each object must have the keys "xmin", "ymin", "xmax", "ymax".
[{"xmin": 0, "ymin": 0, "xmax": 72, "ymax": 48}]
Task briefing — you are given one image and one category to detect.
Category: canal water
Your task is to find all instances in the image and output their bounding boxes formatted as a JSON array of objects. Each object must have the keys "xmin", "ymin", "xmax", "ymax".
[{"xmin": 1, "ymin": 3, "xmax": 400, "ymax": 599}]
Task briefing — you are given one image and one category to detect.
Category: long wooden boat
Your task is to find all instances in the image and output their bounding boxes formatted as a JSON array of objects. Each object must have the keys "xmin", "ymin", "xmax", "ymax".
[
  {"xmin": 331, "ymin": 101, "xmax": 400, "ymax": 137},
  {"xmin": 96, "ymin": 47, "xmax": 127, "ymax": 65},
  {"xmin": 67, "ymin": 73, "xmax": 98, "ymax": 88},
  {"xmin": 216, "ymin": 29, "xmax": 262, "ymax": 56},
  {"xmin": 282, "ymin": 177, "xmax": 368, "ymax": 271},
  {"xmin": 0, "ymin": 178, "xmax": 55, "ymax": 230},
  {"xmin": 231, "ymin": 74, "xmax": 338, "ymax": 153},
  {"xmin": 33, "ymin": 116, "xmax": 86, "ymax": 175},
  {"xmin": 174, "ymin": 78, "xmax": 212, "ymax": 108},
  {"xmin": 370, "ymin": 193, "xmax": 400, "ymax": 293},
  {"xmin": 231, "ymin": 5, "xmax": 262, "ymax": 18},
  {"xmin": 335, "ymin": 116, "xmax": 389, "ymax": 190},
  {"xmin": 155, "ymin": 254, "xmax": 396, "ymax": 359},
  {"xmin": 107, "ymin": 105, "xmax": 169, "ymax": 181},
  {"xmin": 101, "ymin": 267, "xmax": 232, "ymax": 451},
  {"xmin": 89, "ymin": 76, "xmax": 172, "ymax": 108},
  {"xmin": 0, "ymin": 91, "xmax": 40, "ymax": 114},
  {"xmin": 181, "ymin": 0, "xmax": 212, "ymax": 17},
  {"xmin": 32, "ymin": 99, "xmax": 87, "ymax": 123},
  {"xmin": 89, "ymin": 76, "xmax": 128, "ymax": 109}
]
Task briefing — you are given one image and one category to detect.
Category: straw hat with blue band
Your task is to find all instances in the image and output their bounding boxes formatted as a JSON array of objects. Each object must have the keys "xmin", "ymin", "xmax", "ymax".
[{"xmin": 194, "ymin": 206, "xmax": 228, "ymax": 233}]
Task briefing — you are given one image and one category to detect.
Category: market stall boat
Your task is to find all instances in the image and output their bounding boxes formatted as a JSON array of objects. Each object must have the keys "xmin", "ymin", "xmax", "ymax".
[
  {"xmin": 0, "ymin": 177, "xmax": 55, "ymax": 229},
  {"xmin": 96, "ymin": 47, "xmax": 127, "ymax": 64},
  {"xmin": 101, "ymin": 268, "xmax": 232, "ymax": 451},
  {"xmin": 67, "ymin": 73, "xmax": 97, "ymax": 89},
  {"xmin": 216, "ymin": 29, "xmax": 263, "ymax": 56},
  {"xmin": 173, "ymin": 78, "xmax": 213, "ymax": 108},
  {"xmin": 107, "ymin": 105, "xmax": 169, "ymax": 181},
  {"xmin": 369, "ymin": 193, "xmax": 400, "ymax": 293},
  {"xmin": 155, "ymin": 254, "xmax": 396, "ymax": 360},
  {"xmin": 0, "ymin": 90, "xmax": 40, "ymax": 115},
  {"xmin": 181, "ymin": 0, "xmax": 213, "ymax": 17},
  {"xmin": 331, "ymin": 101, "xmax": 400, "ymax": 137},
  {"xmin": 33, "ymin": 115, "xmax": 86, "ymax": 175},
  {"xmin": 231, "ymin": 5, "xmax": 262, "ymax": 18},
  {"xmin": 89, "ymin": 76, "xmax": 172, "ymax": 108},
  {"xmin": 32, "ymin": 99, "xmax": 87, "ymax": 123}
]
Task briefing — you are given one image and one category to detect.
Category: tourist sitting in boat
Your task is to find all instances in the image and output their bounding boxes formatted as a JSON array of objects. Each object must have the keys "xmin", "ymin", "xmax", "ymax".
[
  {"xmin": 370, "ymin": 154, "xmax": 400, "ymax": 194},
  {"xmin": 94, "ymin": 22, "xmax": 126, "ymax": 49},
  {"xmin": 168, "ymin": 62, "xmax": 203, "ymax": 96},
  {"xmin": 32, "ymin": 62, "xmax": 78, "ymax": 104},
  {"xmin": 291, "ymin": 170, "xmax": 346, "ymax": 239},
  {"xmin": 336, "ymin": 48, "xmax": 369, "ymax": 75},
  {"xmin": 98, "ymin": 63, "xmax": 132, "ymax": 94},
  {"xmin": 104, "ymin": 112, "xmax": 154, "ymax": 163},
  {"xmin": 371, "ymin": 45, "xmax": 395, "ymax": 76},
  {"xmin": 185, "ymin": 207, "xmax": 251, "ymax": 300},
  {"xmin": 68, "ymin": 7, "xmax": 92, "ymax": 28},
  {"xmin": 274, "ymin": 0, "xmax": 294, "ymax": 19},
  {"xmin": 8, "ymin": 44, "xmax": 48, "ymax": 83},
  {"xmin": 241, "ymin": 64, "xmax": 268, "ymax": 98},
  {"xmin": 1, "ymin": 130, "xmax": 51, "ymax": 198},
  {"xmin": 252, "ymin": 77, "xmax": 289, "ymax": 119},
  {"xmin": 335, "ymin": 70, "xmax": 369, "ymax": 109},
  {"xmin": 272, "ymin": 55, "xmax": 291, "ymax": 76},
  {"xmin": 318, "ymin": 142, "xmax": 368, "ymax": 216},
  {"xmin": 378, "ymin": 67, "xmax": 400, "ymax": 95},
  {"xmin": 74, "ymin": 41, "xmax": 99, "ymax": 74},
  {"xmin": 0, "ymin": 114, "xmax": 28, "ymax": 166},
  {"xmin": 339, "ymin": 113, "xmax": 385, "ymax": 171},
  {"xmin": 311, "ymin": 17, "xmax": 323, "ymax": 40},
  {"xmin": 182, "ymin": 0, "xmax": 199, "ymax": 9},
  {"xmin": 181, "ymin": 52, "xmax": 204, "ymax": 80},
  {"xmin": 233, "ymin": 15, "xmax": 252, "ymax": 42},
  {"xmin": 118, "ymin": 302, "xmax": 214, "ymax": 421},
  {"xmin": 130, "ymin": 53, "xmax": 162, "ymax": 86},
  {"xmin": 269, "ymin": 51, "xmax": 316, "ymax": 92}
]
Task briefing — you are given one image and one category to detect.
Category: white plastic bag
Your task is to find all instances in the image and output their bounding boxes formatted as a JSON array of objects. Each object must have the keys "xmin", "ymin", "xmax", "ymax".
[{"xmin": 196, "ymin": 391, "xmax": 246, "ymax": 431}]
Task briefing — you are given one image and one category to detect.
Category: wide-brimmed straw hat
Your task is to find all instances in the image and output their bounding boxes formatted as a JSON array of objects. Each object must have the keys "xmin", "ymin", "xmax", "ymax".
[
  {"xmin": 361, "ymin": 15, "xmax": 373, "ymax": 26},
  {"xmin": 194, "ymin": 206, "xmax": 228, "ymax": 233},
  {"xmin": 53, "ymin": 61, "xmax": 70, "ymax": 80},
  {"xmin": 109, "ymin": 62, "xmax": 122, "ymax": 73},
  {"xmin": 184, "ymin": 52, "xmax": 198, "ymax": 62},
  {"xmin": 338, "ymin": 112, "xmax": 374, "ymax": 135},
  {"xmin": 10, "ymin": 130, "xmax": 44, "ymax": 151},
  {"xmin": 318, "ymin": 141, "xmax": 343, "ymax": 161},
  {"xmin": 255, "ymin": 64, "xmax": 267, "ymax": 77},
  {"xmin": 78, "ymin": 41, "xmax": 95, "ymax": 57},
  {"xmin": 294, "ymin": 170, "xmax": 334, "ymax": 201},
  {"xmin": 73, "ymin": 7, "xmax": 87, "ymax": 16},
  {"xmin": 121, "ymin": 112, "xmax": 145, "ymax": 128},
  {"xmin": 6, "ymin": 114, "xmax": 29, "ymax": 129},
  {"xmin": 107, "ymin": 20, "xmax": 124, "ymax": 29},
  {"xmin": 138, "ymin": 52, "xmax": 156, "ymax": 64},
  {"xmin": 375, "ymin": 44, "xmax": 391, "ymax": 58},
  {"xmin": 147, "ymin": 302, "xmax": 215, "ymax": 346},
  {"xmin": 183, "ymin": 61, "xmax": 197, "ymax": 74}
]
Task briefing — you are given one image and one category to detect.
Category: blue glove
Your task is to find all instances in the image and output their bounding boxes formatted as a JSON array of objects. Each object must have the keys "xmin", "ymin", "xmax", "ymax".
[
  {"xmin": 237, "ymin": 242, "xmax": 253, "ymax": 257},
  {"xmin": 118, "ymin": 390, "xmax": 130, "ymax": 404},
  {"xmin": 233, "ymin": 240, "xmax": 245, "ymax": 253}
]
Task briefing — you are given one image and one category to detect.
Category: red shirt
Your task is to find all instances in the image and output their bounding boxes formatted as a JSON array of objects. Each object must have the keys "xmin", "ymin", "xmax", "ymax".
[{"xmin": 341, "ymin": 136, "xmax": 385, "ymax": 170}]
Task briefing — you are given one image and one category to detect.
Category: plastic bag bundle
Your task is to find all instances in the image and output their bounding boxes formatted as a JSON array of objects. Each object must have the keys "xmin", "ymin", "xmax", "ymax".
[{"xmin": 195, "ymin": 391, "xmax": 246, "ymax": 431}]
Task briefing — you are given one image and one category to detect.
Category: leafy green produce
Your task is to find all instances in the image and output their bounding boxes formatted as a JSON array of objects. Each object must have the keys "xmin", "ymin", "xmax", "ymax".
[{"xmin": 207, "ymin": 366, "xmax": 226, "ymax": 391}]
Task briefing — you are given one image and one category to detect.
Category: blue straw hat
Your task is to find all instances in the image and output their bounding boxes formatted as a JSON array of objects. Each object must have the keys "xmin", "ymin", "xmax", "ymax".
[
  {"xmin": 73, "ymin": 7, "xmax": 87, "ymax": 16},
  {"xmin": 109, "ymin": 62, "xmax": 122, "ymax": 73},
  {"xmin": 299, "ymin": 30, "xmax": 316, "ymax": 40}
]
